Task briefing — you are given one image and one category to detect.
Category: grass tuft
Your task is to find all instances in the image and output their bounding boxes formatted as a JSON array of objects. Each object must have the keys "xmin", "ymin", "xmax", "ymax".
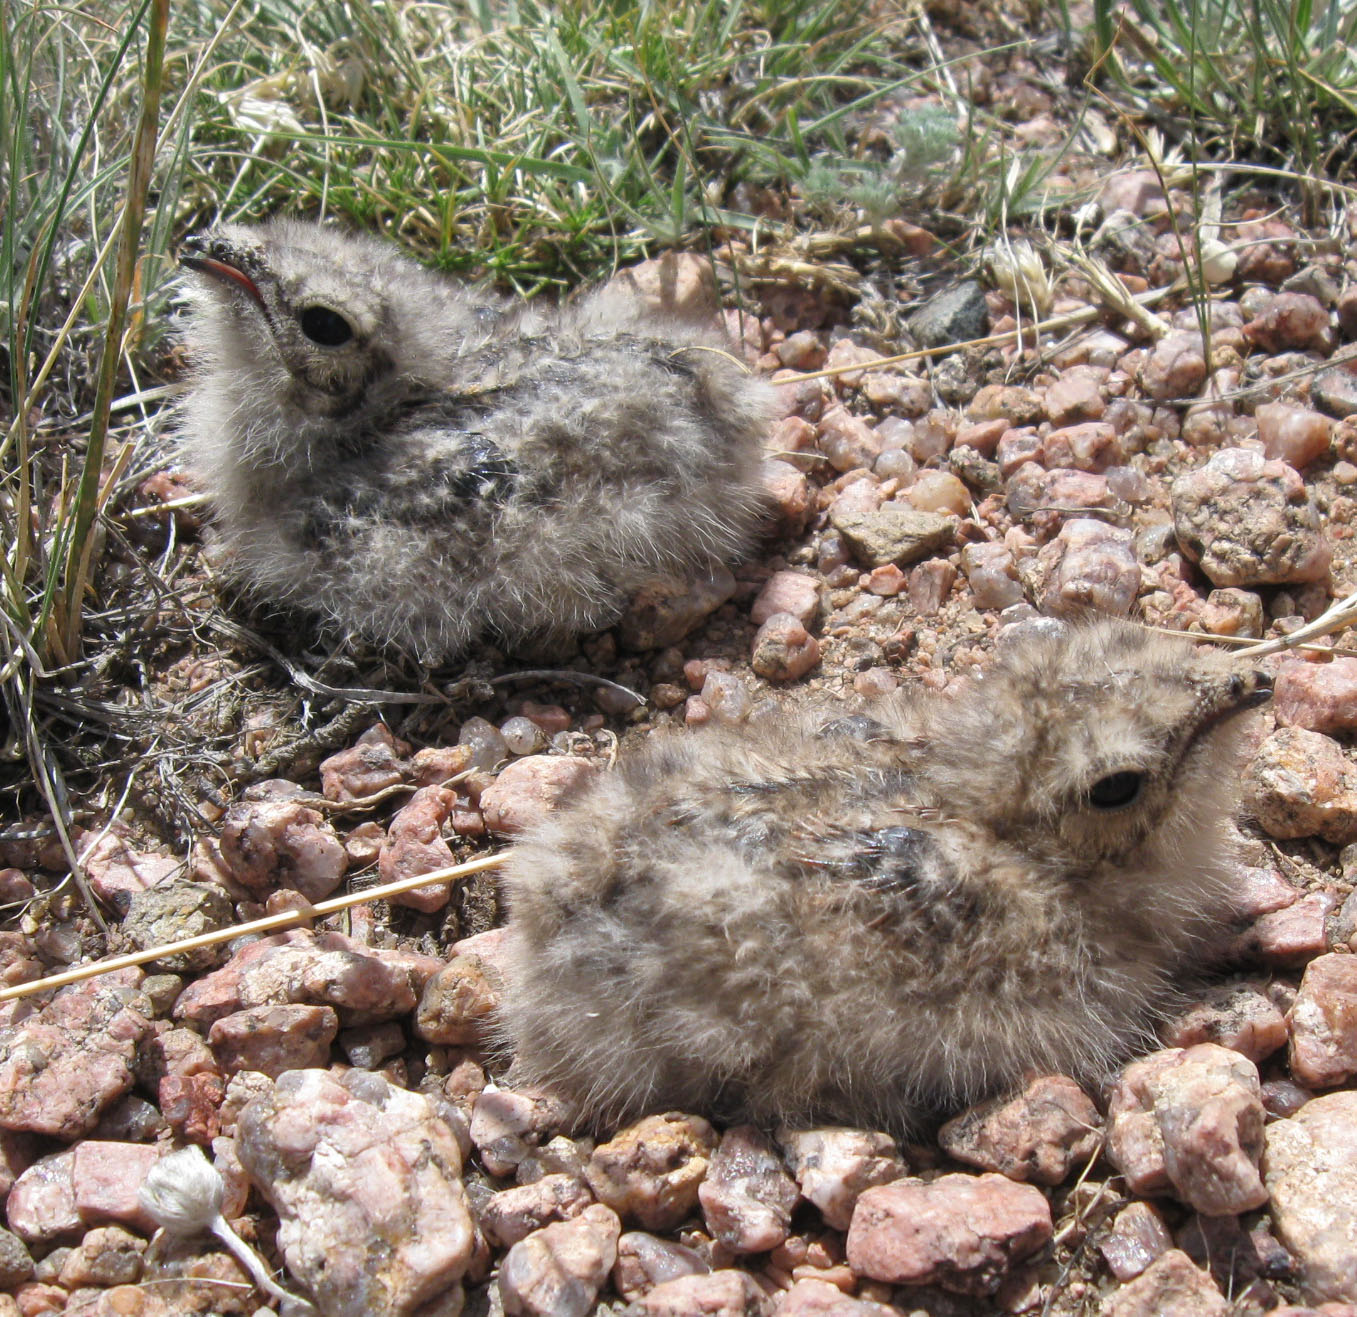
[{"xmin": 1092, "ymin": 0, "xmax": 1357, "ymax": 174}]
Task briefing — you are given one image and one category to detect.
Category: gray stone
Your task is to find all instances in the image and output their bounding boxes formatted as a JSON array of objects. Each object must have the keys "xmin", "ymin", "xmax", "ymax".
[
  {"xmin": 828, "ymin": 503, "xmax": 955, "ymax": 569},
  {"xmin": 122, "ymin": 882, "xmax": 235, "ymax": 974},
  {"xmin": 909, "ymin": 281, "xmax": 989, "ymax": 349}
]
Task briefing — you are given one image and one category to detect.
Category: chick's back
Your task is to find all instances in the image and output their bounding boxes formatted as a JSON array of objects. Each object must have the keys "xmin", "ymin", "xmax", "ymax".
[{"xmin": 498, "ymin": 620, "xmax": 1271, "ymax": 1131}]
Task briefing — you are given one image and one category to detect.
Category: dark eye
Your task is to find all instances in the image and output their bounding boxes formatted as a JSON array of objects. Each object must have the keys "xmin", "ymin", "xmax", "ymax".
[
  {"xmin": 298, "ymin": 305, "xmax": 354, "ymax": 346},
  {"xmin": 1087, "ymin": 770, "xmax": 1146, "ymax": 810}
]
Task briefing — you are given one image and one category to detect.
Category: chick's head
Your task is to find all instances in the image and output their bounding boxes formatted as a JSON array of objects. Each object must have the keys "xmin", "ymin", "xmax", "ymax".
[
  {"xmin": 179, "ymin": 220, "xmax": 446, "ymax": 417},
  {"xmin": 922, "ymin": 620, "xmax": 1271, "ymax": 871}
]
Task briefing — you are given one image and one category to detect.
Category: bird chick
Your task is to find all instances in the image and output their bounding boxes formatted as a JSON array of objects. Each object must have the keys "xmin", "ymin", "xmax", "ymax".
[
  {"xmin": 498, "ymin": 620, "xmax": 1272, "ymax": 1133},
  {"xmin": 176, "ymin": 220, "xmax": 771, "ymax": 661}
]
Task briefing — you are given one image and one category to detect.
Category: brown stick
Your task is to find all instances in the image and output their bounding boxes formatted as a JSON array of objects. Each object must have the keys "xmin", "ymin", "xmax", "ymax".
[{"xmin": 0, "ymin": 852, "xmax": 511, "ymax": 1004}]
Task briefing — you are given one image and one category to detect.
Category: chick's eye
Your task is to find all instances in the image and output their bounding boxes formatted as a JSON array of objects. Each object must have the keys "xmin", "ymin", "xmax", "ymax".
[
  {"xmin": 1087, "ymin": 770, "xmax": 1146, "ymax": 810},
  {"xmin": 298, "ymin": 306, "xmax": 354, "ymax": 346}
]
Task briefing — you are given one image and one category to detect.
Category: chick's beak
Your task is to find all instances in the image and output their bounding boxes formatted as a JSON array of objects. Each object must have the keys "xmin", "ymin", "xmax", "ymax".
[
  {"xmin": 178, "ymin": 234, "xmax": 266, "ymax": 310},
  {"xmin": 1233, "ymin": 669, "xmax": 1273, "ymax": 709}
]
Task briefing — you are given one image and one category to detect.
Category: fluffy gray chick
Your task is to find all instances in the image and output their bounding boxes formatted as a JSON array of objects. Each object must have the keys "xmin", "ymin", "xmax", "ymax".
[
  {"xmin": 499, "ymin": 620, "xmax": 1272, "ymax": 1133},
  {"xmin": 176, "ymin": 220, "xmax": 770, "ymax": 661}
]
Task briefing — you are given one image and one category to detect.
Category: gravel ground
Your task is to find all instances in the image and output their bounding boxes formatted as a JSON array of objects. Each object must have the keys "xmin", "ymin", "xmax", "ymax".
[{"xmin": 5, "ymin": 42, "xmax": 1357, "ymax": 1317}]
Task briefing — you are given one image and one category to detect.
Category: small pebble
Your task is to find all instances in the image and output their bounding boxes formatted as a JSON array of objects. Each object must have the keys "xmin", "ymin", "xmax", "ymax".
[
  {"xmin": 1264, "ymin": 1091, "xmax": 1357, "ymax": 1302},
  {"xmin": 1288, "ymin": 953, "xmax": 1357, "ymax": 1088},
  {"xmin": 1105, "ymin": 1044, "xmax": 1267, "ymax": 1216},
  {"xmin": 502, "ymin": 716, "xmax": 548, "ymax": 756},
  {"xmin": 1245, "ymin": 728, "xmax": 1357, "ymax": 843},
  {"xmin": 905, "ymin": 470, "xmax": 970, "ymax": 515},
  {"xmin": 846, "ymin": 1172, "xmax": 1052, "ymax": 1293}
]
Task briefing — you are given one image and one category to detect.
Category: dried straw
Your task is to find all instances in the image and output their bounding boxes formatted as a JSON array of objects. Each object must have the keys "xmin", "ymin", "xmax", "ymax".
[{"xmin": 0, "ymin": 851, "xmax": 510, "ymax": 1004}]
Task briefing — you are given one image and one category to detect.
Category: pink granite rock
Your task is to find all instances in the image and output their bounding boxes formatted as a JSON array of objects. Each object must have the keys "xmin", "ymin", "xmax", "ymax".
[
  {"xmin": 586, "ymin": 1112, "xmax": 718, "ymax": 1232},
  {"xmin": 377, "ymin": 784, "xmax": 457, "ymax": 912},
  {"xmin": 751, "ymin": 613, "xmax": 821, "ymax": 682},
  {"xmin": 0, "ymin": 1128, "xmax": 36, "ymax": 1203},
  {"xmin": 778, "ymin": 1128, "xmax": 905, "ymax": 1231},
  {"xmin": 1099, "ymin": 170, "xmax": 1168, "ymax": 216},
  {"xmin": 158, "ymin": 1072, "xmax": 225, "ymax": 1145},
  {"xmin": 1244, "ymin": 291, "xmax": 1332, "ymax": 354},
  {"xmin": 1233, "ymin": 865, "xmax": 1303, "ymax": 919},
  {"xmin": 480, "ymin": 755, "xmax": 598, "ymax": 836},
  {"xmin": 905, "ymin": 470, "xmax": 969, "ymax": 516},
  {"xmin": 700, "ymin": 671, "xmax": 753, "ymax": 724},
  {"xmin": 611, "ymin": 251, "xmax": 716, "ymax": 317},
  {"xmin": 907, "ymin": 558, "xmax": 956, "ymax": 613},
  {"xmin": 1097, "ymin": 1200, "xmax": 1173, "ymax": 1281},
  {"xmin": 772, "ymin": 1278, "xmax": 900, "ymax": 1315},
  {"xmin": 1275, "ymin": 658, "xmax": 1357, "ymax": 735},
  {"xmin": 698, "ymin": 1125, "xmax": 799, "ymax": 1254},
  {"xmin": 996, "ymin": 428, "xmax": 1042, "ymax": 476},
  {"xmin": 960, "ymin": 541, "xmax": 1024, "ymax": 610},
  {"xmin": 954, "ymin": 417, "xmax": 1007, "ymax": 455},
  {"xmin": 1043, "ymin": 421, "xmax": 1123, "ymax": 471},
  {"xmin": 633, "ymin": 1269, "xmax": 775, "ymax": 1315},
  {"xmin": 846, "ymin": 1173, "xmax": 1051, "ymax": 1293},
  {"xmin": 1037, "ymin": 517, "xmax": 1140, "ymax": 616},
  {"xmin": 817, "ymin": 407, "xmax": 883, "ymax": 473},
  {"xmin": 1139, "ymin": 332, "xmax": 1207, "ymax": 402},
  {"xmin": 775, "ymin": 331, "xmax": 826, "ymax": 372},
  {"xmin": 1288, "ymin": 953, "xmax": 1357, "ymax": 1087},
  {"xmin": 1164, "ymin": 982, "xmax": 1288, "ymax": 1062},
  {"xmin": 1171, "ymin": 447, "xmax": 1331, "ymax": 587},
  {"xmin": 172, "ymin": 930, "xmax": 419, "ymax": 1030},
  {"xmin": 612, "ymin": 1231, "xmax": 710, "ymax": 1301},
  {"xmin": 217, "ymin": 797, "xmax": 348, "ymax": 901},
  {"xmin": 237, "ymin": 1068, "xmax": 475, "ymax": 1316},
  {"xmin": 826, "ymin": 478, "xmax": 883, "ymax": 523},
  {"xmin": 7, "ymin": 1142, "xmax": 163, "ymax": 1244},
  {"xmin": 1239, "ymin": 890, "xmax": 1337, "ymax": 965},
  {"xmin": 130, "ymin": 1024, "xmax": 206, "ymax": 1100},
  {"xmin": 1264, "ymin": 1091, "xmax": 1357, "ymax": 1302},
  {"xmin": 1100, "ymin": 1248, "xmax": 1229, "ymax": 1317},
  {"xmin": 318, "ymin": 723, "xmax": 411, "ymax": 802},
  {"xmin": 56, "ymin": 1224, "xmax": 144, "ymax": 1288},
  {"xmin": 207, "ymin": 1003, "xmax": 338, "ymax": 1077},
  {"xmin": 1245, "ymin": 728, "xmax": 1357, "ymax": 843},
  {"xmin": 1005, "ymin": 463, "xmax": 1111, "ymax": 519},
  {"xmin": 969, "ymin": 384, "xmax": 1044, "ymax": 426},
  {"xmin": 498, "ymin": 1203, "xmax": 621, "ymax": 1317},
  {"xmin": 1044, "ymin": 367, "xmax": 1107, "ymax": 426},
  {"xmin": 1198, "ymin": 586, "xmax": 1265, "ymax": 637},
  {"xmin": 863, "ymin": 563, "xmax": 906, "ymax": 597},
  {"xmin": 479, "ymin": 1173, "xmax": 594, "ymax": 1248},
  {"xmin": 1104, "ymin": 1043, "xmax": 1267, "ymax": 1215},
  {"xmin": 763, "ymin": 461, "xmax": 814, "ymax": 537},
  {"xmin": 825, "ymin": 338, "xmax": 880, "ymax": 387},
  {"xmin": 470, "ymin": 1086, "xmax": 576, "ymax": 1179},
  {"xmin": 0, "ymin": 972, "xmax": 150, "ymax": 1139},
  {"xmin": 937, "ymin": 1074, "xmax": 1102, "ymax": 1185},
  {"xmin": 78, "ymin": 833, "xmax": 179, "ymax": 911},
  {"xmin": 751, "ymin": 572, "xmax": 820, "ymax": 627},
  {"xmin": 1257, "ymin": 402, "xmax": 1333, "ymax": 468}
]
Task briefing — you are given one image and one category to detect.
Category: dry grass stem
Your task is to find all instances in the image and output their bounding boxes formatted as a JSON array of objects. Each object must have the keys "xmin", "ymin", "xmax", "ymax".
[{"xmin": 0, "ymin": 851, "xmax": 510, "ymax": 1004}]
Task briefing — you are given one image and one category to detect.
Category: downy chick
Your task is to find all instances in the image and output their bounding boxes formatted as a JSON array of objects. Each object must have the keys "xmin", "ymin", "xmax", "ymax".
[
  {"xmin": 176, "ymin": 220, "xmax": 770, "ymax": 661},
  {"xmin": 498, "ymin": 620, "xmax": 1272, "ymax": 1133}
]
